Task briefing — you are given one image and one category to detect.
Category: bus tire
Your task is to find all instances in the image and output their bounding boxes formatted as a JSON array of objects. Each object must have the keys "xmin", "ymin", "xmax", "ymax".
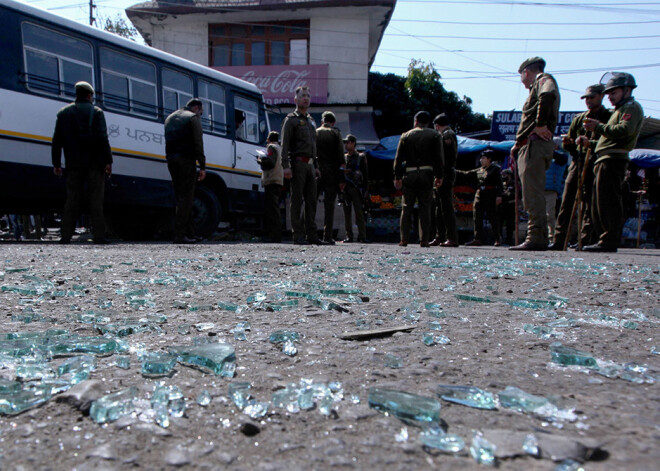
[{"xmin": 192, "ymin": 186, "xmax": 221, "ymax": 237}]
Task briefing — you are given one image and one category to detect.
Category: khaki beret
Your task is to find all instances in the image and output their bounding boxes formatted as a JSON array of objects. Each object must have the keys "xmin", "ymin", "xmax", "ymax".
[
  {"xmin": 75, "ymin": 81, "xmax": 94, "ymax": 94},
  {"xmin": 518, "ymin": 57, "xmax": 546, "ymax": 74}
]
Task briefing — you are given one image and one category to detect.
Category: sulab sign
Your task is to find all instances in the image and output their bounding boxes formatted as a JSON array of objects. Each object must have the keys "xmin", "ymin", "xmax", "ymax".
[{"xmin": 214, "ymin": 64, "xmax": 329, "ymax": 105}]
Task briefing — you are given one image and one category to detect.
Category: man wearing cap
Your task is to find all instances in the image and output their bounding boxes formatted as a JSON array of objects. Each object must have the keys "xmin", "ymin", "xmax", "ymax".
[
  {"xmin": 164, "ymin": 98, "xmax": 207, "ymax": 244},
  {"xmin": 457, "ymin": 150, "xmax": 503, "ymax": 246},
  {"xmin": 281, "ymin": 86, "xmax": 326, "ymax": 245},
  {"xmin": 393, "ymin": 111, "xmax": 444, "ymax": 247},
  {"xmin": 430, "ymin": 113, "xmax": 459, "ymax": 247},
  {"xmin": 341, "ymin": 134, "xmax": 369, "ymax": 243},
  {"xmin": 582, "ymin": 72, "xmax": 644, "ymax": 252},
  {"xmin": 260, "ymin": 131, "xmax": 284, "ymax": 243},
  {"xmin": 315, "ymin": 111, "xmax": 344, "ymax": 244},
  {"xmin": 510, "ymin": 57, "xmax": 560, "ymax": 251},
  {"xmin": 52, "ymin": 81, "xmax": 113, "ymax": 245},
  {"xmin": 549, "ymin": 84, "xmax": 611, "ymax": 250}
]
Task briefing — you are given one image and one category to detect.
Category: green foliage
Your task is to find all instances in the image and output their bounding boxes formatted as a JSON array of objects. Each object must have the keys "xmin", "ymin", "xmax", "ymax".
[
  {"xmin": 369, "ymin": 59, "xmax": 490, "ymax": 138},
  {"xmin": 100, "ymin": 14, "xmax": 139, "ymax": 41}
]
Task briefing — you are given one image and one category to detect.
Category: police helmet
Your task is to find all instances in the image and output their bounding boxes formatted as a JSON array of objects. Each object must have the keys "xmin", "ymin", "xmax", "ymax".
[{"xmin": 600, "ymin": 72, "xmax": 637, "ymax": 93}]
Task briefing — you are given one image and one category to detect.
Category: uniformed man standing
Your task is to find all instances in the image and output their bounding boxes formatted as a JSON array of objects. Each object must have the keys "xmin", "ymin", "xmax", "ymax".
[
  {"xmin": 549, "ymin": 84, "xmax": 612, "ymax": 250},
  {"xmin": 164, "ymin": 98, "xmax": 206, "ymax": 244},
  {"xmin": 509, "ymin": 57, "xmax": 560, "ymax": 251},
  {"xmin": 341, "ymin": 134, "xmax": 369, "ymax": 243},
  {"xmin": 457, "ymin": 150, "xmax": 503, "ymax": 246},
  {"xmin": 430, "ymin": 113, "xmax": 459, "ymax": 247},
  {"xmin": 260, "ymin": 131, "xmax": 283, "ymax": 243},
  {"xmin": 500, "ymin": 169, "xmax": 518, "ymax": 245},
  {"xmin": 393, "ymin": 111, "xmax": 444, "ymax": 247},
  {"xmin": 52, "ymin": 81, "xmax": 113, "ymax": 245},
  {"xmin": 281, "ymin": 86, "xmax": 325, "ymax": 245},
  {"xmin": 315, "ymin": 111, "xmax": 344, "ymax": 244},
  {"xmin": 582, "ymin": 72, "xmax": 644, "ymax": 252}
]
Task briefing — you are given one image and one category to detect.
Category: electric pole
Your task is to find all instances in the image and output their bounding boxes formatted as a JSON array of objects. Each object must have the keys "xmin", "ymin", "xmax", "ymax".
[{"xmin": 89, "ymin": 0, "xmax": 95, "ymax": 26}]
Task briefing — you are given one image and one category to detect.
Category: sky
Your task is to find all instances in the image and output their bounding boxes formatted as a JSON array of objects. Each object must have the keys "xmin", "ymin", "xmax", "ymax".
[{"xmin": 23, "ymin": 0, "xmax": 660, "ymax": 118}]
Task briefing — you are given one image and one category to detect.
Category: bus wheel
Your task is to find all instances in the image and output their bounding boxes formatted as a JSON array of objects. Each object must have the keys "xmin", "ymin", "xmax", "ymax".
[{"xmin": 192, "ymin": 186, "xmax": 221, "ymax": 237}]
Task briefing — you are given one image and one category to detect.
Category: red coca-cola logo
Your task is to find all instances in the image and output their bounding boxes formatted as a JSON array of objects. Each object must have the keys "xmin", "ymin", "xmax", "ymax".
[{"xmin": 241, "ymin": 69, "xmax": 311, "ymax": 95}]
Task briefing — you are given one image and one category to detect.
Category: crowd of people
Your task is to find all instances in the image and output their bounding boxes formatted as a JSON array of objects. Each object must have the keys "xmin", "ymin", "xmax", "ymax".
[{"xmin": 46, "ymin": 56, "xmax": 645, "ymax": 252}]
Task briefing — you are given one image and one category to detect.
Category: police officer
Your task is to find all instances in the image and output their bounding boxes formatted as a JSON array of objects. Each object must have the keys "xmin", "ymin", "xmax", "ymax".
[
  {"xmin": 582, "ymin": 72, "xmax": 644, "ymax": 252},
  {"xmin": 393, "ymin": 111, "xmax": 444, "ymax": 247},
  {"xmin": 430, "ymin": 113, "xmax": 459, "ymax": 247},
  {"xmin": 500, "ymin": 169, "xmax": 517, "ymax": 245},
  {"xmin": 341, "ymin": 134, "xmax": 369, "ymax": 243},
  {"xmin": 316, "ymin": 111, "xmax": 344, "ymax": 244},
  {"xmin": 510, "ymin": 57, "xmax": 560, "ymax": 251},
  {"xmin": 52, "ymin": 81, "xmax": 113, "ymax": 245},
  {"xmin": 164, "ymin": 98, "xmax": 206, "ymax": 244},
  {"xmin": 457, "ymin": 150, "xmax": 503, "ymax": 246},
  {"xmin": 549, "ymin": 84, "xmax": 612, "ymax": 250},
  {"xmin": 260, "ymin": 131, "xmax": 283, "ymax": 243},
  {"xmin": 281, "ymin": 86, "xmax": 325, "ymax": 245}
]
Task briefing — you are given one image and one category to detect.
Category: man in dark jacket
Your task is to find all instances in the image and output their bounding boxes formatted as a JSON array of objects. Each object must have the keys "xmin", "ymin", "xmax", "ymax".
[
  {"xmin": 164, "ymin": 98, "xmax": 207, "ymax": 244},
  {"xmin": 52, "ymin": 81, "xmax": 113, "ymax": 244}
]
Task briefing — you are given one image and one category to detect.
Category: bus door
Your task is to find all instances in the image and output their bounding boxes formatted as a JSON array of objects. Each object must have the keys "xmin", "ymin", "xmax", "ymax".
[{"xmin": 232, "ymin": 94, "xmax": 264, "ymax": 178}]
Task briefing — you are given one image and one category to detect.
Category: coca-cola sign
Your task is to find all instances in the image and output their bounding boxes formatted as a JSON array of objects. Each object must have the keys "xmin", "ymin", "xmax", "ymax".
[{"xmin": 213, "ymin": 64, "xmax": 328, "ymax": 105}]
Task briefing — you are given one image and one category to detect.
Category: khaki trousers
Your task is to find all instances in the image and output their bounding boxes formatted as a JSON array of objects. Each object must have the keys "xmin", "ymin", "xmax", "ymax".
[{"xmin": 518, "ymin": 139, "xmax": 554, "ymax": 245}]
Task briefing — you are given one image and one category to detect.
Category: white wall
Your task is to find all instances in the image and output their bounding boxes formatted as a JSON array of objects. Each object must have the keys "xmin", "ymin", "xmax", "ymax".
[
  {"xmin": 150, "ymin": 20, "xmax": 209, "ymax": 66},
  {"xmin": 310, "ymin": 17, "xmax": 369, "ymax": 104}
]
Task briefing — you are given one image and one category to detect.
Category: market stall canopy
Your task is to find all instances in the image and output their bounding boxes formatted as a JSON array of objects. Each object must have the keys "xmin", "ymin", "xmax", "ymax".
[
  {"xmin": 630, "ymin": 149, "xmax": 660, "ymax": 168},
  {"xmin": 367, "ymin": 135, "xmax": 515, "ymax": 160}
]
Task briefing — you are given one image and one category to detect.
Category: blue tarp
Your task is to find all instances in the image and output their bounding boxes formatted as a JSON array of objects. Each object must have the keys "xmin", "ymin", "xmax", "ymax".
[
  {"xmin": 367, "ymin": 135, "xmax": 514, "ymax": 160},
  {"xmin": 630, "ymin": 149, "xmax": 660, "ymax": 168}
]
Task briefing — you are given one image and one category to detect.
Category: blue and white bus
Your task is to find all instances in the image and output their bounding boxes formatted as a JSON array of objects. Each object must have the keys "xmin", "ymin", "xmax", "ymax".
[{"xmin": 0, "ymin": 0, "xmax": 269, "ymax": 238}]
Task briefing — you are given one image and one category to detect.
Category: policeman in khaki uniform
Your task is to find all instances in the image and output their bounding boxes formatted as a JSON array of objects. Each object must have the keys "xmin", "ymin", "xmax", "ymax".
[
  {"xmin": 260, "ymin": 131, "xmax": 283, "ymax": 243},
  {"xmin": 164, "ymin": 98, "xmax": 206, "ymax": 244},
  {"xmin": 582, "ymin": 72, "xmax": 644, "ymax": 252},
  {"xmin": 52, "ymin": 81, "xmax": 113, "ymax": 245},
  {"xmin": 457, "ymin": 150, "xmax": 503, "ymax": 246},
  {"xmin": 549, "ymin": 84, "xmax": 612, "ymax": 250},
  {"xmin": 315, "ymin": 111, "xmax": 344, "ymax": 244},
  {"xmin": 393, "ymin": 111, "xmax": 444, "ymax": 247},
  {"xmin": 281, "ymin": 86, "xmax": 326, "ymax": 245},
  {"xmin": 510, "ymin": 57, "xmax": 560, "ymax": 251},
  {"xmin": 430, "ymin": 113, "xmax": 459, "ymax": 247},
  {"xmin": 341, "ymin": 134, "xmax": 369, "ymax": 243}
]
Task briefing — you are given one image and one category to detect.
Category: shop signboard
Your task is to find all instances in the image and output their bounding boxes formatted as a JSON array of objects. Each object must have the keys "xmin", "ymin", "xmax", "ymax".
[{"xmin": 490, "ymin": 110, "xmax": 581, "ymax": 141}]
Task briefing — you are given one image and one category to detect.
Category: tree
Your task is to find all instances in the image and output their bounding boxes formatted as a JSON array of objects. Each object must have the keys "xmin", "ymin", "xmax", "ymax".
[
  {"xmin": 99, "ymin": 14, "xmax": 140, "ymax": 41},
  {"xmin": 368, "ymin": 59, "xmax": 490, "ymax": 138}
]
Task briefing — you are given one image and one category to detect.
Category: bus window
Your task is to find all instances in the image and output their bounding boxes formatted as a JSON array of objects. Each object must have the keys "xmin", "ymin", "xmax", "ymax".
[
  {"xmin": 22, "ymin": 22, "xmax": 93, "ymax": 98},
  {"xmin": 198, "ymin": 80, "xmax": 226, "ymax": 134},
  {"xmin": 100, "ymin": 48, "xmax": 157, "ymax": 117},
  {"xmin": 234, "ymin": 96, "xmax": 259, "ymax": 143},
  {"xmin": 162, "ymin": 68, "xmax": 193, "ymax": 116}
]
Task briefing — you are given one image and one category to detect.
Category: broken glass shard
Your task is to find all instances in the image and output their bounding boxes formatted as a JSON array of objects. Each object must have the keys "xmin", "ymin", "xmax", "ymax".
[
  {"xmin": 522, "ymin": 433, "xmax": 539, "ymax": 457},
  {"xmin": 420, "ymin": 428, "xmax": 465, "ymax": 453},
  {"xmin": 368, "ymin": 388, "xmax": 441, "ymax": 425},
  {"xmin": 498, "ymin": 386, "xmax": 548, "ymax": 413},
  {"xmin": 282, "ymin": 340, "xmax": 297, "ymax": 356},
  {"xmin": 550, "ymin": 344, "xmax": 597, "ymax": 368},
  {"xmin": 436, "ymin": 384, "xmax": 497, "ymax": 410},
  {"xmin": 141, "ymin": 352, "xmax": 177, "ymax": 377},
  {"xmin": 384, "ymin": 353, "xmax": 403, "ymax": 369},
  {"xmin": 115, "ymin": 356, "xmax": 130, "ymax": 369},
  {"xmin": 243, "ymin": 401, "xmax": 269, "ymax": 419},
  {"xmin": 470, "ymin": 431, "xmax": 496, "ymax": 466},
  {"xmin": 228, "ymin": 382, "xmax": 252, "ymax": 410},
  {"xmin": 89, "ymin": 386, "xmax": 137, "ymax": 424},
  {"xmin": 169, "ymin": 343, "xmax": 235, "ymax": 377},
  {"xmin": 0, "ymin": 384, "xmax": 52, "ymax": 416},
  {"xmin": 197, "ymin": 390, "xmax": 211, "ymax": 406},
  {"xmin": 554, "ymin": 459, "xmax": 585, "ymax": 471}
]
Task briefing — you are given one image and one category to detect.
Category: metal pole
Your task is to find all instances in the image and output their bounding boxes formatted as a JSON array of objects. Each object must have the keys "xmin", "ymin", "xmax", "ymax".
[{"xmin": 89, "ymin": 0, "xmax": 95, "ymax": 26}]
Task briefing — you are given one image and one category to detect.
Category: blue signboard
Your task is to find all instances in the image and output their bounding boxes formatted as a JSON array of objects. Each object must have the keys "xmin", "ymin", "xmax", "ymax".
[{"xmin": 490, "ymin": 110, "xmax": 581, "ymax": 141}]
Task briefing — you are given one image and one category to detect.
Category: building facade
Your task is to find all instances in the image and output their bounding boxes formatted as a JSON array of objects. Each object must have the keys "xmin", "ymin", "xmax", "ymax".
[{"xmin": 127, "ymin": 0, "xmax": 397, "ymax": 142}]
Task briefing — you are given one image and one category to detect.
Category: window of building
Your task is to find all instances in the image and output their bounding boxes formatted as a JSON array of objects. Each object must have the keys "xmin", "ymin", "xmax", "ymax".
[
  {"xmin": 100, "ymin": 48, "xmax": 157, "ymax": 117},
  {"xmin": 234, "ymin": 95, "xmax": 259, "ymax": 143},
  {"xmin": 162, "ymin": 68, "xmax": 193, "ymax": 115},
  {"xmin": 198, "ymin": 79, "xmax": 226, "ymax": 134},
  {"xmin": 22, "ymin": 22, "xmax": 93, "ymax": 98},
  {"xmin": 209, "ymin": 21, "xmax": 309, "ymax": 67}
]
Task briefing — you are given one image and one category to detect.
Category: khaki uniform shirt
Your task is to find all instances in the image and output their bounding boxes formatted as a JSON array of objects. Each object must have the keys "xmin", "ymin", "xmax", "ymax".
[
  {"xmin": 315, "ymin": 125, "xmax": 343, "ymax": 182},
  {"xmin": 457, "ymin": 164, "xmax": 503, "ymax": 196},
  {"xmin": 594, "ymin": 97, "xmax": 644, "ymax": 164},
  {"xmin": 164, "ymin": 107, "xmax": 206, "ymax": 170},
  {"xmin": 516, "ymin": 72, "xmax": 560, "ymax": 142},
  {"xmin": 280, "ymin": 110, "xmax": 317, "ymax": 170},
  {"xmin": 563, "ymin": 106, "xmax": 612, "ymax": 163},
  {"xmin": 393, "ymin": 127, "xmax": 444, "ymax": 180},
  {"xmin": 440, "ymin": 127, "xmax": 458, "ymax": 174},
  {"xmin": 261, "ymin": 143, "xmax": 283, "ymax": 187}
]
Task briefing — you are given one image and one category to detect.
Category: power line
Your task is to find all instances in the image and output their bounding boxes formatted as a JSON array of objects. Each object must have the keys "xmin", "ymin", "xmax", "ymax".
[
  {"xmin": 384, "ymin": 32, "xmax": 660, "ymax": 41},
  {"xmin": 391, "ymin": 18, "xmax": 660, "ymax": 26},
  {"xmin": 380, "ymin": 47, "xmax": 660, "ymax": 54}
]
